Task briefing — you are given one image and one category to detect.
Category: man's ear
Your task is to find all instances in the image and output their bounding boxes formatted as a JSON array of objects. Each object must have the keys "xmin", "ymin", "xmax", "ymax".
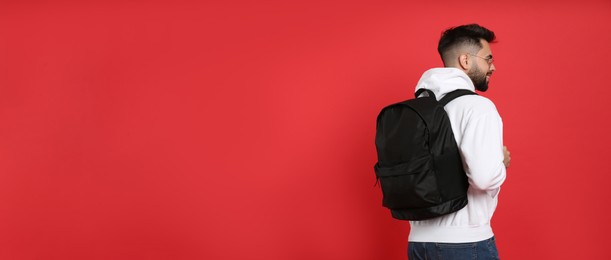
[{"xmin": 458, "ymin": 54, "xmax": 470, "ymax": 70}]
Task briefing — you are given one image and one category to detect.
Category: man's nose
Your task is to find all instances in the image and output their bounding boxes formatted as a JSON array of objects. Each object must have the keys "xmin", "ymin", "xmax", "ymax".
[{"xmin": 490, "ymin": 63, "xmax": 496, "ymax": 72}]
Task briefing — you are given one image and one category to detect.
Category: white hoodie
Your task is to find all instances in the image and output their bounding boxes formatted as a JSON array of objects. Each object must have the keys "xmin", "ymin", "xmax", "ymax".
[{"xmin": 409, "ymin": 68, "xmax": 507, "ymax": 243}]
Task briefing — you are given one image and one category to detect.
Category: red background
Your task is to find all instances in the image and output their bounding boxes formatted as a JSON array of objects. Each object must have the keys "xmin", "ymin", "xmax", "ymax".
[{"xmin": 1, "ymin": 1, "xmax": 610, "ymax": 259}]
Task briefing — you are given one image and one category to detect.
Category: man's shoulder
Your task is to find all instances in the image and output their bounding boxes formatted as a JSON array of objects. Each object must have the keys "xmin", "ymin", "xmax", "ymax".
[{"xmin": 449, "ymin": 94, "xmax": 499, "ymax": 117}]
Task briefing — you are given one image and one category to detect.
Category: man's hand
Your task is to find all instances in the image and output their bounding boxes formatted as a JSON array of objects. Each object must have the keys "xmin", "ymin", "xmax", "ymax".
[{"xmin": 503, "ymin": 146, "xmax": 511, "ymax": 168}]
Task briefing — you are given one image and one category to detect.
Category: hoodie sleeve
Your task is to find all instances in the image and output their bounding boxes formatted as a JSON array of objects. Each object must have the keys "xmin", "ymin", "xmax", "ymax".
[{"xmin": 459, "ymin": 102, "xmax": 506, "ymax": 192}]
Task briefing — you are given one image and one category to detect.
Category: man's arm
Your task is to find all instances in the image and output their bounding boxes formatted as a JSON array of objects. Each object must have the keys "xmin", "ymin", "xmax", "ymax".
[{"xmin": 459, "ymin": 108, "xmax": 507, "ymax": 191}]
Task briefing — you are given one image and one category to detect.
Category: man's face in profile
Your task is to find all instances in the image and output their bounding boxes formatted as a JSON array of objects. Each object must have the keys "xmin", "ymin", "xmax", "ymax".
[{"xmin": 468, "ymin": 40, "xmax": 496, "ymax": 92}]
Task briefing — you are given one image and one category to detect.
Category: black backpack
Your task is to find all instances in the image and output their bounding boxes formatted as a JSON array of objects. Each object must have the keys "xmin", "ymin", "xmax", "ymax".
[{"xmin": 374, "ymin": 89, "xmax": 477, "ymax": 221}]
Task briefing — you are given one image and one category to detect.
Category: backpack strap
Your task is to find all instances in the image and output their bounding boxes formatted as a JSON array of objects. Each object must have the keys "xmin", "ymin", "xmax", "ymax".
[
  {"xmin": 438, "ymin": 89, "xmax": 477, "ymax": 106},
  {"xmin": 415, "ymin": 88, "xmax": 436, "ymax": 99}
]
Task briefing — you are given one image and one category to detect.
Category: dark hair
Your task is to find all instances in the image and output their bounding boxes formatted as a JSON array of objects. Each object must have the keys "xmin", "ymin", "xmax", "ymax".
[{"xmin": 438, "ymin": 24, "xmax": 496, "ymax": 63}]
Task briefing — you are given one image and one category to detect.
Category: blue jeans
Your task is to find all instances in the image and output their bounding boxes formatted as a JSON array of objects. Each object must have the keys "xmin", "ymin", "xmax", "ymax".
[{"xmin": 408, "ymin": 237, "xmax": 500, "ymax": 260}]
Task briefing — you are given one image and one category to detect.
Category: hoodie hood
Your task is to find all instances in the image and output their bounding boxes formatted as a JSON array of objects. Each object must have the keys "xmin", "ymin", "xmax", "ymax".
[{"xmin": 414, "ymin": 68, "xmax": 475, "ymax": 100}]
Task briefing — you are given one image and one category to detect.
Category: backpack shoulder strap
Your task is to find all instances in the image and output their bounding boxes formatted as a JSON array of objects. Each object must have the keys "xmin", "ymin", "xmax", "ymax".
[
  {"xmin": 415, "ymin": 88, "xmax": 436, "ymax": 99},
  {"xmin": 438, "ymin": 89, "xmax": 477, "ymax": 106}
]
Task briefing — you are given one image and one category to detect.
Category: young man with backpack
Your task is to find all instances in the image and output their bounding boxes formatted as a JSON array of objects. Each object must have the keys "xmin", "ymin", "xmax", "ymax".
[
  {"xmin": 406, "ymin": 24, "xmax": 510, "ymax": 259},
  {"xmin": 374, "ymin": 24, "xmax": 511, "ymax": 260}
]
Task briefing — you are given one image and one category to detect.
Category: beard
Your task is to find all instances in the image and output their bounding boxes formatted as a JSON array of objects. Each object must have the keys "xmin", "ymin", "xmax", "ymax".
[{"xmin": 467, "ymin": 65, "xmax": 490, "ymax": 92}]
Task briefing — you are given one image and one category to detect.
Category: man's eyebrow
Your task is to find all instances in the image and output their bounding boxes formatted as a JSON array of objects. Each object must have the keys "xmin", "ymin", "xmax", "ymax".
[{"xmin": 486, "ymin": 54, "xmax": 494, "ymax": 59}]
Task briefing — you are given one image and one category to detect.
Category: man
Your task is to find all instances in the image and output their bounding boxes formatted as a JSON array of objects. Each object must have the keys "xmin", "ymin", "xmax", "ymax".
[{"xmin": 407, "ymin": 24, "xmax": 511, "ymax": 259}]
